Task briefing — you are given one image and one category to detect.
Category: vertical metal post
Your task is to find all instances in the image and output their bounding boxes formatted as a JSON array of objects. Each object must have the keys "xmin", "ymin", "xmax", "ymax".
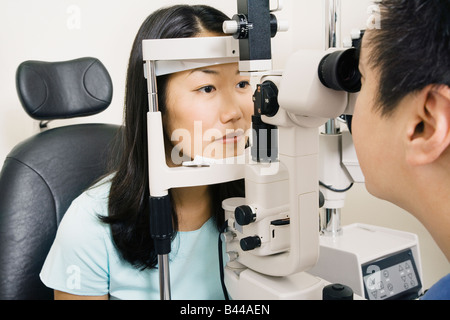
[
  {"xmin": 158, "ymin": 255, "xmax": 171, "ymax": 300},
  {"xmin": 324, "ymin": 0, "xmax": 341, "ymax": 135},
  {"xmin": 146, "ymin": 60, "xmax": 159, "ymax": 113},
  {"xmin": 322, "ymin": 0, "xmax": 342, "ymax": 237},
  {"xmin": 146, "ymin": 60, "xmax": 172, "ymax": 300},
  {"xmin": 324, "ymin": 0, "xmax": 341, "ymax": 50},
  {"xmin": 149, "ymin": 192, "xmax": 173, "ymax": 301},
  {"xmin": 323, "ymin": 208, "xmax": 343, "ymax": 237}
]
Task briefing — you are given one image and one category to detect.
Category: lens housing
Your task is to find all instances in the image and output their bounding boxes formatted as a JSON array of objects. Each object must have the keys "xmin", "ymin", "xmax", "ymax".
[{"xmin": 318, "ymin": 48, "xmax": 361, "ymax": 93}]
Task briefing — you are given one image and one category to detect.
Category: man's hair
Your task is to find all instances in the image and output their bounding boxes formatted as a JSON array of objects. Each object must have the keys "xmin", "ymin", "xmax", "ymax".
[{"xmin": 367, "ymin": 0, "xmax": 450, "ymax": 116}]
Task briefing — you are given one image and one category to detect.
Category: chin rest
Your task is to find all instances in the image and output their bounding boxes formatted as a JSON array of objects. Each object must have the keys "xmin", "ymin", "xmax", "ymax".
[{"xmin": 0, "ymin": 57, "xmax": 121, "ymax": 299}]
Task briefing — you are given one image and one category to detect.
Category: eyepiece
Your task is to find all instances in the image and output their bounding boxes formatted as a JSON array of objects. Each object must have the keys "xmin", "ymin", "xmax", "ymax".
[{"xmin": 318, "ymin": 48, "xmax": 361, "ymax": 93}]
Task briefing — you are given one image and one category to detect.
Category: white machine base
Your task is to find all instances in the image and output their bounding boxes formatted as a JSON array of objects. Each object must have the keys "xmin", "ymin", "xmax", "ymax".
[{"xmin": 225, "ymin": 268, "xmax": 329, "ymax": 300}]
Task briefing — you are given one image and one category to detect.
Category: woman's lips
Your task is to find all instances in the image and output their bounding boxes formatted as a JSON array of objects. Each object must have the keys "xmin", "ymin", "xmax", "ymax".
[{"xmin": 221, "ymin": 131, "xmax": 245, "ymax": 144}]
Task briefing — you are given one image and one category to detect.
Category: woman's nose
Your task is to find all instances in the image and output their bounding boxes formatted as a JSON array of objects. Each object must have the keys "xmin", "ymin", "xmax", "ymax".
[{"xmin": 219, "ymin": 93, "xmax": 244, "ymax": 124}]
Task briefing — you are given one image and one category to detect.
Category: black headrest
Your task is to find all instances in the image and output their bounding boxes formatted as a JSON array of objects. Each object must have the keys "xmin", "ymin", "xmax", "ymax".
[{"xmin": 16, "ymin": 57, "xmax": 113, "ymax": 120}]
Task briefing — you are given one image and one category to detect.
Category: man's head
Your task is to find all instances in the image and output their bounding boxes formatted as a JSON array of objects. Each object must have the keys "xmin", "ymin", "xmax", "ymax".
[
  {"xmin": 363, "ymin": 0, "xmax": 449, "ymax": 116},
  {"xmin": 352, "ymin": 0, "xmax": 450, "ymax": 209}
]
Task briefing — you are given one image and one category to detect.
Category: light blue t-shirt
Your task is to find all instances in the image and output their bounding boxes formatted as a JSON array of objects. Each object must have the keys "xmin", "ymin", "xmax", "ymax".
[{"xmin": 40, "ymin": 176, "xmax": 226, "ymax": 300}]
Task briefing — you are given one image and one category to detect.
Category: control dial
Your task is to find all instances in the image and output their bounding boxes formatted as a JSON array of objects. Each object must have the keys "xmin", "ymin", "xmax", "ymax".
[
  {"xmin": 240, "ymin": 236, "xmax": 262, "ymax": 251},
  {"xmin": 234, "ymin": 205, "xmax": 256, "ymax": 226}
]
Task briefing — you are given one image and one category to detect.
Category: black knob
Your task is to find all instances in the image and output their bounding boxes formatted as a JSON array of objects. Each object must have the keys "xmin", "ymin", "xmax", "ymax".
[
  {"xmin": 319, "ymin": 191, "xmax": 325, "ymax": 208},
  {"xmin": 231, "ymin": 14, "xmax": 249, "ymax": 39},
  {"xmin": 235, "ymin": 205, "xmax": 256, "ymax": 226},
  {"xmin": 240, "ymin": 236, "xmax": 261, "ymax": 251},
  {"xmin": 322, "ymin": 283, "xmax": 354, "ymax": 300},
  {"xmin": 255, "ymin": 81, "xmax": 279, "ymax": 117}
]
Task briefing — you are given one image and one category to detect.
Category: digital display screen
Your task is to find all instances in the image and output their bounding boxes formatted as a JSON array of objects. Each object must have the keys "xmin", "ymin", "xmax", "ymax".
[{"xmin": 362, "ymin": 249, "xmax": 422, "ymax": 300}]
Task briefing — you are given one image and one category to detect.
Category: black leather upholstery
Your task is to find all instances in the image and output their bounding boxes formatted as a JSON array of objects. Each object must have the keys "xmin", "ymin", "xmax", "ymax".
[
  {"xmin": 0, "ymin": 57, "xmax": 120, "ymax": 299},
  {"xmin": 16, "ymin": 57, "xmax": 112, "ymax": 120}
]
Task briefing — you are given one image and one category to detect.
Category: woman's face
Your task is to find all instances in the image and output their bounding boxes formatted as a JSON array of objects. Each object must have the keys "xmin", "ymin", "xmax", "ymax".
[{"xmin": 163, "ymin": 62, "xmax": 253, "ymax": 165}]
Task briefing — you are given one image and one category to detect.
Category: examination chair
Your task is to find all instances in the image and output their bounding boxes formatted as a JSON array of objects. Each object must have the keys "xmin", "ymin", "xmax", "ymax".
[{"xmin": 0, "ymin": 57, "xmax": 120, "ymax": 299}]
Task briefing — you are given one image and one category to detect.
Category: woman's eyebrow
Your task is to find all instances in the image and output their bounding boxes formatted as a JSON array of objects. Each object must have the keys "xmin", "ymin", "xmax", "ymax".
[
  {"xmin": 190, "ymin": 69, "xmax": 219, "ymax": 75},
  {"xmin": 189, "ymin": 68, "xmax": 243, "ymax": 77}
]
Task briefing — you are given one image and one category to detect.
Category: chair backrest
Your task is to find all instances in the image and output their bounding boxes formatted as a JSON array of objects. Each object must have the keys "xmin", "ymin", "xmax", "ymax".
[
  {"xmin": 16, "ymin": 57, "xmax": 113, "ymax": 120},
  {"xmin": 0, "ymin": 57, "xmax": 121, "ymax": 299}
]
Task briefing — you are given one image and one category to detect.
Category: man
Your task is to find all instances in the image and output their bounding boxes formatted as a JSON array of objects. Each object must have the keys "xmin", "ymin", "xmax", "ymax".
[{"xmin": 352, "ymin": 0, "xmax": 450, "ymax": 299}]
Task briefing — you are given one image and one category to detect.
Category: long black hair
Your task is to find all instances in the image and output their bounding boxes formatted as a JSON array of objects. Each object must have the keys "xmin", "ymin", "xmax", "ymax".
[{"xmin": 101, "ymin": 5, "xmax": 245, "ymax": 270}]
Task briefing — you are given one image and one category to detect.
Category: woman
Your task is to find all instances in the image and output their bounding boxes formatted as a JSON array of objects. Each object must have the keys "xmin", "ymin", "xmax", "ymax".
[{"xmin": 40, "ymin": 5, "xmax": 253, "ymax": 300}]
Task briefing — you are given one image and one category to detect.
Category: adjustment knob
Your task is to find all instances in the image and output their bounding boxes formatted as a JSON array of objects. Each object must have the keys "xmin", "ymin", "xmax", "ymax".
[
  {"xmin": 234, "ymin": 205, "xmax": 256, "ymax": 226},
  {"xmin": 222, "ymin": 20, "xmax": 238, "ymax": 34},
  {"xmin": 322, "ymin": 283, "xmax": 354, "ymax": 300},
  {"xmin": 255, "ymin": 81, "xmax": 279, "ymax": 117},
  {"xmin": 240, "ymin": 236, "xmax": 262, "ymax": 251}
]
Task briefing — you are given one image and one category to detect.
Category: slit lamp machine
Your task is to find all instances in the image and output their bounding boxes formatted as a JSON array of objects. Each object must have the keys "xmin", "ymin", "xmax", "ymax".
[{"xmin": 143, "ymin": 0, "xmax": 423, "ymax": 300}]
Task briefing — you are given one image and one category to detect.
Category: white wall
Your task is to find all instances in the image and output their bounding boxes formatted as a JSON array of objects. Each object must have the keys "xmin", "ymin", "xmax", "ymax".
[{"xmin": 0, "ymin": 0, "xmax": 447, "ymax": 291}]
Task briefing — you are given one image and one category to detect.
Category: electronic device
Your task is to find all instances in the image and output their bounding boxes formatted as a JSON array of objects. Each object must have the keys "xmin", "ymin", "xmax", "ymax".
[{"xmin": 310, "ymin": 223, "xmax": 423, "ymax": 300}]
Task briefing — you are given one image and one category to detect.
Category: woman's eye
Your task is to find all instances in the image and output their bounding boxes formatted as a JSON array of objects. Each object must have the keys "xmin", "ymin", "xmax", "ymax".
[
  {"xmin": 198, "ymin": 85, "xmax": 215, "ymax": 93},
  {"xmin": 237, "ymin": 81, "xmax": 250, "ymax": 89}
]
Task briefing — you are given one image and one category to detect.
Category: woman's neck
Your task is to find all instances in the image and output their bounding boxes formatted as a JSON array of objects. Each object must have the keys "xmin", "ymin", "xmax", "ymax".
[
  {"xmin": 164, "ymin": 140, "xmax": 213, "ymax": 231},
  {"xmin": 171, "ymin": 185, "xmax": 212, "ymax": 232}
]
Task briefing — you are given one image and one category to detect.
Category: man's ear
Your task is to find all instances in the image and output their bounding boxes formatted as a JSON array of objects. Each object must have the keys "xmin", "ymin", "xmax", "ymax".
[{"xmin": 406, "ymin": 85, "xmax": 450, "ymax": 166}]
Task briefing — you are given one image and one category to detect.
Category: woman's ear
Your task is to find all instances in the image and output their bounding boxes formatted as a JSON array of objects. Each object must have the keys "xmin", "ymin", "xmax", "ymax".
[{"xmin": 406, "ymin": 85, "xmax": 450, "ymax": 166}]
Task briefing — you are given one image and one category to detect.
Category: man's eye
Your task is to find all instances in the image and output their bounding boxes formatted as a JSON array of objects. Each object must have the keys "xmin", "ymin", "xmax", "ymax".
[
  {"xmin": 198, "ymin": 85, "xmax": 215, "ymax": 93},
  {"xmin": 237, "ymin": 81, "xmax": 250, "ymax": 89}
]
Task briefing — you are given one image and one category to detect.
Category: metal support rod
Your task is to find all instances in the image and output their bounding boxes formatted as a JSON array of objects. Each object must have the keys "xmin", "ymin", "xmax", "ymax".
[
  {"xmin": 323, "ymin": 208, "xmax": 343, "ymax": 237},
  {"xmin": 324, "ymin": 0, "xmax": 342, "ymax": 136},
  {"xmin": 324, "ymin": 118, "xmax": 337, "ymax": 134},
  {"xmin": 146, "ymin": 60, "xmax": 159, "ymax": 113},
  {"xmin": 322, "ymin": 0, "xmax": 343, "ymax": 236},
  {"xmin": 158, "ymin": 254, "xmax": 171, "ymax": 300},
  {"xmin": 324, "ymin": 0, "xmax": 341, "ymax": 50},
  {"xmin": 146, "ymin": 61, "xmax": 172, "ymax": 300},
  {"xmin": 324, "ymin": 0, "xmax": 341, "ymax": 134}
]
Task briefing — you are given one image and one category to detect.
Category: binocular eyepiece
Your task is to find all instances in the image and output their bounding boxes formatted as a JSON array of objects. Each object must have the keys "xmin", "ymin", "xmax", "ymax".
[{"xmin": 318, "ymin": 48, "xmax": 361, "ymax": 93}]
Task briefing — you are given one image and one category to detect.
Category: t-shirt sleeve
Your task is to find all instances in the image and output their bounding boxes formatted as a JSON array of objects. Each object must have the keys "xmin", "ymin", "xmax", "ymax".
[{"xmin": 40, "ymin": 192, "xmax": 110, "ymax": 297}]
